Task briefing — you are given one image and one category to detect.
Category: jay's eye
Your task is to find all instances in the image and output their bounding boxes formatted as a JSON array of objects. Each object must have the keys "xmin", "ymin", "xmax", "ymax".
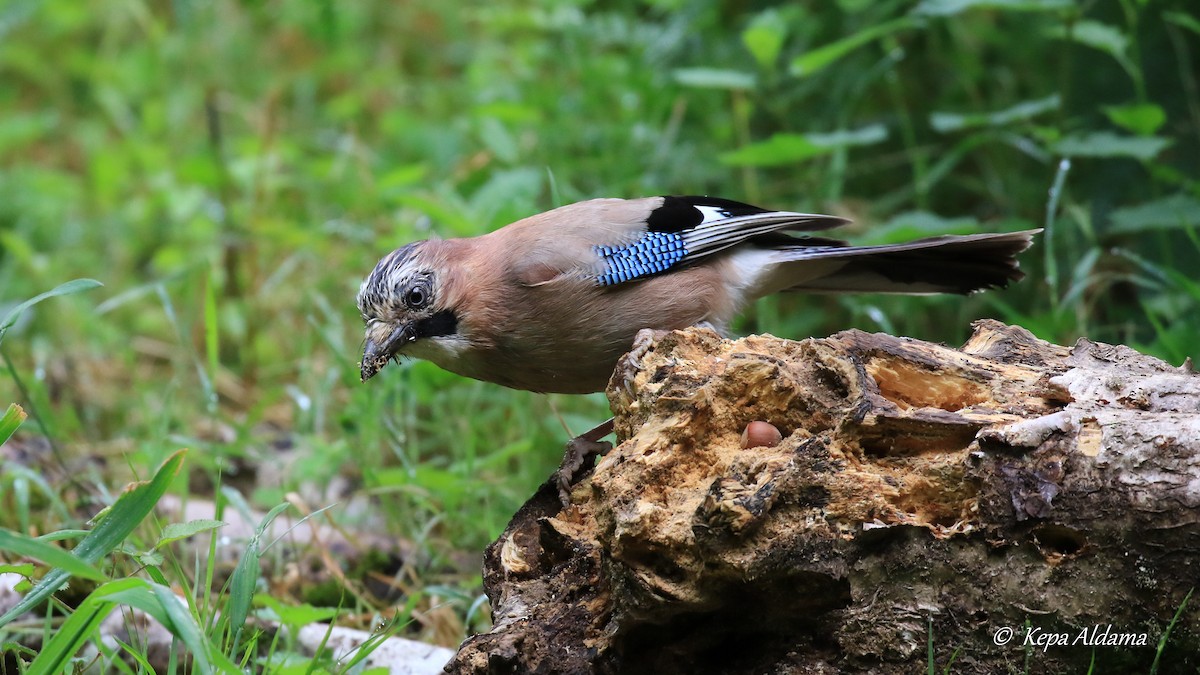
[{"xmin": 405, "ymin": 285, "xmax": 429, "ymax": 309}]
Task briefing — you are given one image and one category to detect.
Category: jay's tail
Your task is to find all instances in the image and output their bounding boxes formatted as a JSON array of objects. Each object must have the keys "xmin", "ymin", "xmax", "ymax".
[{"xmin": 771, "ymin": 229, "xmax": 1041, "ymax": 295}]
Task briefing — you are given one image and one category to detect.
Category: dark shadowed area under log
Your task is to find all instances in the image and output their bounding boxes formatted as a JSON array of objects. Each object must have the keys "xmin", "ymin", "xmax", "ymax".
[{"xmin": 447, "ymin": 321, "xmax": 1199, "ymax": 674}]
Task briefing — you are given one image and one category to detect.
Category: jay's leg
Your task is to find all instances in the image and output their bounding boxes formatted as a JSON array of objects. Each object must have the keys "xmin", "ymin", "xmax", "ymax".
[
  {"xmin": 556, "ymin": 417, "xmax": 614, "ymax": 505},
  {"xmin": 556, "ymin": 325, "xmax": 719, "ymax": 504},
  {"xmin": 555, "ymin": 329, "xmax": 665, "ymax": 504}
]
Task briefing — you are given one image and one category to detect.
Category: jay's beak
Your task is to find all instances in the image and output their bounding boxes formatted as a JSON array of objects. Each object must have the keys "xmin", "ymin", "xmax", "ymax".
[{"xmin": 361, "ymin": 323, "xmax": 414, "ymax": 382}]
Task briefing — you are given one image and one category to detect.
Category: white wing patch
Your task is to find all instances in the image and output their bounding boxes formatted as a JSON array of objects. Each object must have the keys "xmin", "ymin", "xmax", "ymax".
[{"xmin": 695, "ymin": 204, "xmax": 734, "ymax": 224}]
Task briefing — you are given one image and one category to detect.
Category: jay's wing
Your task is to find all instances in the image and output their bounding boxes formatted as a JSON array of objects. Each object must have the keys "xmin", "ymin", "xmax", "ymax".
[
  {"xmin": 589, "ymin": 196, "xmax": 848, "ymax": 287},
  {"xmin": 510, "ymin": 196, "xmax": 1033, "ymax": 295},
  {"xmin": 583, "ymin": 196, "xmax": 1036, "ymax": 294}
]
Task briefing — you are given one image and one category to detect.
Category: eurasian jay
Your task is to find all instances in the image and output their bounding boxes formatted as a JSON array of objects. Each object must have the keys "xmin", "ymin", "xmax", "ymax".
[{"xmin": 357, "ymin": 195, "xmax": 1037, "ymax": 394}]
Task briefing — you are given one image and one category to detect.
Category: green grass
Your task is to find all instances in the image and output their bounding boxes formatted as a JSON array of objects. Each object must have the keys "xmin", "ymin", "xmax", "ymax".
[{"xmin": 1, "ymin": 0, "xmax": 1198, "ymax": 669}]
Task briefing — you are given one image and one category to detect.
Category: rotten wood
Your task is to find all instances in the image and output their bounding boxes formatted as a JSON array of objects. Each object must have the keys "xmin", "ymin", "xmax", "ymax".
[{"xmin": 447, "ymin": 321, "xmax": 1200, "ymax": 674}]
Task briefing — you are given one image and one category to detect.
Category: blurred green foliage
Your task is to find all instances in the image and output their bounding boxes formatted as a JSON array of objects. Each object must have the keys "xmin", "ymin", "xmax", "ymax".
[{"xmin": 0, "ymin": 0, "xmax": 1198, "ymax": 660}]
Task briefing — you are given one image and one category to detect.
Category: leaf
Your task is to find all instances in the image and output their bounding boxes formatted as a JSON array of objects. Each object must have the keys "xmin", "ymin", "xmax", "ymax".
[
  {"xmin": 255, "ymin": 594, "xmax": 339, "ymax": 627},
  {"xmin": 149, "ymin": 582, "xmax": 224, "ymax": 673},
  {"xmin": 1046, "ymin": 20, "xmax": 1134, "ymax": 75},
  {"xmin": 0, "ymin": 278, "xmax": 103, "ymax": 341},
  {"xmin": 1108, "ymin": 194, "xmax": 1200, "ymax": 234},
  {"xmin": 0, "ymin": 0, "xmax": 39, "ymax": 41},
  {"xmin": 36, "ymin": 529, "xmax": 88, "ymax": 542},
  {"xmin": 1165, "ymin": 11, "xmax": 1200, "ymax": 37},
  {"xmin": 912, "ymin": 0, "xmax": 1072, "ymax": 16},
  {"xmin": 0, "ymin": 450, "xmax": 186, "ymax": 627},
  {"xmin": 0, "ymin": 563, "xmax": 36, "ymax": 576},
  {"xmin": 1115, "ymin": 248, "xmax": 1200, "ymax": 305},
  {"xmin": 862, "ymin": 211, "xmax": 985, "ymax": 244},
  {"xmin": 225, "ymin": 501, "xmax": 291, "ymax": 655},
  {"xmin": 789, "ymin": 18, "xmax": 916, "ymax": 77},
  {"xmin": 721, "ymin": 134, "xmax": 820, "ymax": 166},
  {"xmin": 155, "ymin": 519, "xmax": 225, "ymax": 549},
  {"xmin": 0, "ymin": 403, "xmax": 26, "ymax": 446},
  {"xmin": 742, "ymin": 10, "xmax": 787, "ymax": 68},
  {"xmin": 477, "ymin": 116, "xmax": 519, "ymax": 164},
  {"xmin": 1103, "ymin": 103, "xmax": 1166, "ymax": 136},
  {"xmin": 1054, "ymin": 132, "xmax": 1171, "ymax": 160},
  {"xmin": 0, "ymin": 529, "xmax": 106, "ymax": 581},
  {"xmin": 1056, "ymin": 19, "xmax": 1128, "ymax": 58},
  {"xmin": 930, "ymin": 95, "xmax": 1060, "ymax": 133},
  {"xmin": 135, "ymin": 550, "xmax": 164, "ymax": 567},
  {"xmin": 26, "ymin": 577, "xmax": 241, "ymax": 675},
  {"xmin": 672, "ymin": 68, "xmax": 756, "ymax": 90},
  {"xmin": 25, "ymin": 590, "xmax": 112, "ymax": 675},
  {"xmin": 204, "ymin": 266, "xmax": 219, "ymax": 385},
  {"xmin": 1151, "ymin": 588, "xmax": 1194, "ymax": 674},
  {"xmin": 468, "ymin": 167, "xmax": 544, "ymax": 226},
  {"xmin": 807, "ymin": 125, "xmax": 889, "ymax": 147},
  {"xmin": 721, "ymin": 125, "xmax": 887, "ymax": 167}
]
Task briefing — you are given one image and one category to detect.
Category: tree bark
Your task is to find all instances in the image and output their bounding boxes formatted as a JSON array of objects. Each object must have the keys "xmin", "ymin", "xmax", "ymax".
[{"xmin": 446, "ymin": 321, "xmax": 1200, "ymax": 674}]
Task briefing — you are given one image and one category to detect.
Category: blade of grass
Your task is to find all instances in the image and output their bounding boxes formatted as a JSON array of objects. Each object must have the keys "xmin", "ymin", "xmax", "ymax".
[
  {"xmin": 150, "ymin": 582, "xmax": 216, "ymax": 673},
  {"xmin": 0, "ymin": 529, "xmax": 107, "ymax": 581},
  {"xmin": 0, "ymin": 403, "xmax": 26, "ymax": 445},
  {"xmin": 789, "ymin": 18, "xmax": 918, "ymax": 77},
  {"xmin": 225, "ymin": 501, "xmax": 292, "ymax": 656},
  {"xmin": 155, "ymin": 519, "xmax": 225, "ymax": 550},
  {"xmin": 0, "ymin": 450, "xmax": 187, "ymax": 627},
  {"xmin": 26, "ymin": 577, "xmax": 241, "ymax": 675},
  {"xmin": 112, "ymin": 637, "xmax": 155, "ymax": 674},
  {"xmin": 4, "ymin": 463, "xmax": 74, "ymax": 526},
  {"xmin": 0, "ymin": 278, "xmax": 103, "ymax": 345},
  {"xmin": 204, "ymin": 263, "xmax": 220, "ymax": 403},
  {"xmin": 25, "ymin": 595, "xmax": 111, "ymax": 675},
  {"xmin": 157, "ymin": 282, "xmax": 217, "ymax": 412},
  {"xmin": 927, "ymin": 614, "xmax": 935, "ymax": 675},
  {"xmin": 0, "ymin": 352, "xmax": 76, "ymax": 484},
  {"xmin": 1044, "ymin": 157, "xmax": 1071, "ymax": 306},
  {"xmin": 336, "ymin": 592, "xmax": 420, "ymax": 672},
  {"xmin": 1115, "ymin": 248, "xmax": 1200, "ymax": 302},
  {"xmin": 1151, "ymin": 587, "xmax": 1193, "ymax": 674}
]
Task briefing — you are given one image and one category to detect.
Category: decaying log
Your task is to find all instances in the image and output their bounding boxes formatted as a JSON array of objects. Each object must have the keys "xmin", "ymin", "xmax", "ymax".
[{"xmin": 446, "ymin": 321, "xmax": 1200, "ymax": 674}]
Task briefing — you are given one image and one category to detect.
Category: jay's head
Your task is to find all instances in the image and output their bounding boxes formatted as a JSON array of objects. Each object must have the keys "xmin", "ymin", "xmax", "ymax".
[{"xmin": 356, "ymin": 241, "xmax": 459, "ymax": 381}]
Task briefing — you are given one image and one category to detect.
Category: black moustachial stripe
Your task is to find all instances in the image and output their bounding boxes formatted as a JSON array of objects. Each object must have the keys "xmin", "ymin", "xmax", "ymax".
[
  {"xmin": 413, "ymin": 309, "xmax": 458, "ymax": 339},
  {"xmin": 646, "ymin": 195, "xmax": 770, "ymax": 233}
]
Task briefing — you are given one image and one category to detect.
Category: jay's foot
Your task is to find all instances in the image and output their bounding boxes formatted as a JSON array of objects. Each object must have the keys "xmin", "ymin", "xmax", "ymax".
[
  {"xmin": 615, "ymin": 328, "xmax": 671, "ymax": 397},
  {"xmin": 555, "ymin": 418, "xmax": 614, "ymax": 505}
]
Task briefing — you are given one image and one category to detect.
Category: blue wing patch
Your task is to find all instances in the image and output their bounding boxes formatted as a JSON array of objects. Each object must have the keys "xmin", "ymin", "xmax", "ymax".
[{"xmin": 595, "ymin": 231, "xmax": 689, "ymax": 286}]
